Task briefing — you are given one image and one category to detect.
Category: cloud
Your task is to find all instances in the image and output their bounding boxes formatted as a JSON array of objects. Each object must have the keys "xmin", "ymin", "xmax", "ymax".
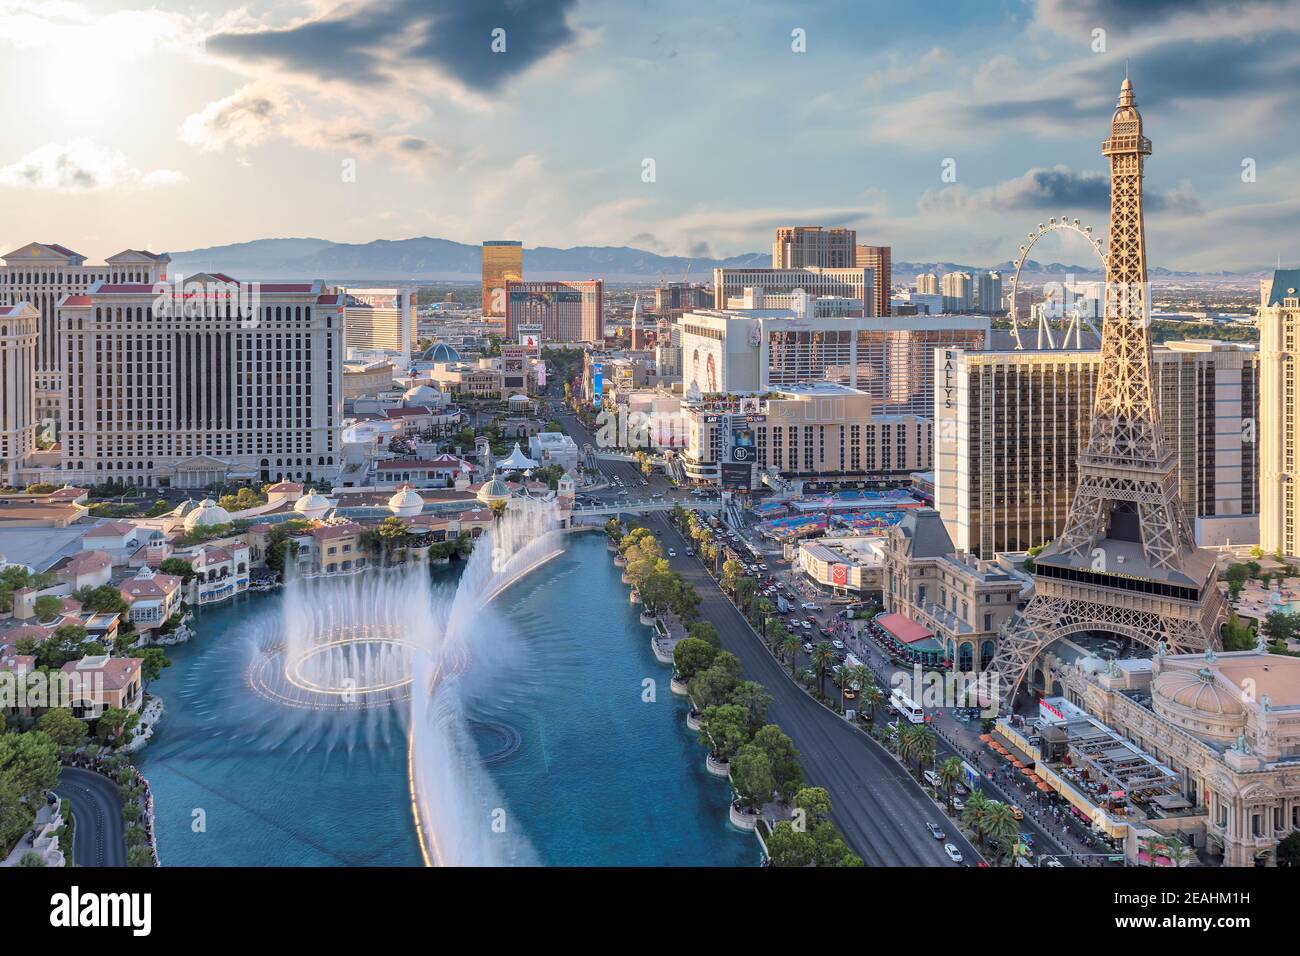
[
  {"xmin": 178, "ymin": 84, "xmax": 445, "ymax": 170},
  {"xmin": 1035, "ymin": 0, "xmax": 1295, "ymax": 35},
  {"xmin": 862, "ymin": 47, "xmax": 950, "ymax": 94},
  {"xmin": 918, "ymin": 165, "xmax": 1201, "ymax": 216},
  {"xmin": 207, "ymin": 0, "xmax": 580, "ymax": 95},
  {"xmin": 0, "ymin": 139, "xmax": 186, "ymax": 191}
]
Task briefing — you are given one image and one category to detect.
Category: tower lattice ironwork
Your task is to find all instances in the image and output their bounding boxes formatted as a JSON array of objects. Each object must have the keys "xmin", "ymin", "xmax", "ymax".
[{"xmin": 991, "ymin": 78, "xmax": 1226, "ymax": 708}]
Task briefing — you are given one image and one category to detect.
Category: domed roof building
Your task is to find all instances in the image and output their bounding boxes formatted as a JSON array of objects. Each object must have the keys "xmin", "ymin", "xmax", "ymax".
[
  {"xmin": 420, "ymin": 342, "xmax": 461, "ymax": 365},
  {"xmin": 293, "ymin": 489, "xmax": 333, "ymax": 521},
  {"xmin": 476, "ymin": 475, "xmax": 512, "ymax": 506},
  {"xmin": 388, "ymin": 484, "xmax": 425, "ymax": 518},
  {"xmin": 182, "ymin": 498, "xmax": 233, "ymax": 532},
  {"xmin": 402, "ymin": 384, "xmax": 441, "ymax": 406}
]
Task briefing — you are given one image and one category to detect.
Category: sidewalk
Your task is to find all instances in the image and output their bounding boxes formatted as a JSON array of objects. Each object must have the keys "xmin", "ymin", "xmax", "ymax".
[{"xmin": 844, "ymin": 623, "xmax": 1117, "ymax": 866}]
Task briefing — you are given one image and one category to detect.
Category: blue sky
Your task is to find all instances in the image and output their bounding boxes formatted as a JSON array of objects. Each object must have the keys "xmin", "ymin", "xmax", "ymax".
[{"xmin": 0, "ymin": 0, "xmax": 1296, "ymax": 270}]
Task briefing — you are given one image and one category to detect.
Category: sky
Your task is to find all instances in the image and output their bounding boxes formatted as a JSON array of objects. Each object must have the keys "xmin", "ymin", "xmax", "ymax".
[{"xmin": 0, "ymin": 0, "xmax": 1296, "ymax": 271}]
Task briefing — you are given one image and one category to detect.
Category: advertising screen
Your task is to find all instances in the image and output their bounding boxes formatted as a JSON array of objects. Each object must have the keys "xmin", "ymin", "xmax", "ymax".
[{"xmin": 720, "ymin": 462, "xmax": 751, "ymax": 490}]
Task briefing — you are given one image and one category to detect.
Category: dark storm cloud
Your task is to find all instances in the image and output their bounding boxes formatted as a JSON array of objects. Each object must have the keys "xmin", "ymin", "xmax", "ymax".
[
  {"xmin": 922, "ymin": 166, "xmax": 1200, "ymax": 215},
  {"xmin": 209, "ymin": 0, "xmax": 579, "ymax": 93}
]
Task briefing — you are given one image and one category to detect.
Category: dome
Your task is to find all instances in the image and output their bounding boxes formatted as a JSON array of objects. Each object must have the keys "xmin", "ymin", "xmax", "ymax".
[
  {"xmin": 293, "ymin": 490, "xmax": 332, "ymax": 520},
  {"xmin": 171, "ymin": 498, "xmax": 197, "ymax": 519},
  {"xmin": 182, "ymin": 498, "xmax": 233, "ymax": 532},
  {"xmin": 420, "ymin": 342, "xmax": 461, "ymax": 364},
  {"xmin": 1153, "ymin": 667, "xmax": 1244, "ymax": 718},
  {"xmin": 388, "ymin": 485, "xmax": 425, "ymax": 518},
  {"xmin": 476, "ymin": 476, "xmax": 512, "ymax": 505},
  {"xmin": 403, "ymin": 384, "xmax": 441, "ymax": 405}
]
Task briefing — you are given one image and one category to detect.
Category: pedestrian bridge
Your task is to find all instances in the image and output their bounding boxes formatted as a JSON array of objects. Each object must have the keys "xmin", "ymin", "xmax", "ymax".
[{"xmin": 567, "ymin": 498, "xmax": 724, "ymax": 517}]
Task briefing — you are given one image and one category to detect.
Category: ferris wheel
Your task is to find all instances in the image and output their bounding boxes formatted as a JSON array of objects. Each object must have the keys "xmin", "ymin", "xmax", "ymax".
[{"xmin": 1007, "ymin": 216, "xmax": 1107, "ymax": 350}]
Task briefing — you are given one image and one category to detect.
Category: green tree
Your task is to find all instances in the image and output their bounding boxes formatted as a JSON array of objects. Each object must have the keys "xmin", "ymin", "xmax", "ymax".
[
  {"xmin": 32, "ymin": 595, "xmax": 64, "ymax": 620},
  {"xmin": 937, "ymin": 756, "xmax": 964, "ymax": 810},
  {"xmin": 73, "ymin": 584, "xmax": 129, "ymax": 615},
  {"xmin": 729, "ymin": 744, "xmax": 774, "ymax": 812},
  {"xmin": 983, "ymin": 801, "xmax": 1020, "ymax": 864},
  {"xmin": 34, "ymin": 709, "xmax": 88, "ymax": 748},
  {"xmin": 135, "ymin": 647, "xmax": 172, "ymax": 685},
  {"xmin": 961, "ymin": 790, "xmax": 994, "ymax": 839},
  {"xmin": 779, "ymin": 630, "xmax": 803, "ymax": 676},
  {"xmin": 686, "ymin": 620, "xmax": 720, "ymax": 649},
  {"xmin": 720, "ymin": 559, "xmax": 744, "ymax": 596},
  {"xmin": 687, "ymin": 652, "xmax": 741, "ymax": 710},
  {"xmin": 811, "ymin": 821, "xmax": 860, "ymax": 867},
  {"xmin": 899, "ymin": 723, "xmax": 937, "ymax": 777},
  {"xmin": 1221, "ymin": 613, "xmax": 1258, "ymax": 652},
  {"xmin": 158, "ymin": 557, "xmax": 196, "ymax": 582},
  {"xmin": 766, "ymin": 821, "xmax": 815, "ymax": 867},
  {"xmin": 94, "ymin": 708, "xmax": 139, "ymax": 748},
  {"xmin": 793, "ymin": 786, "xmax": 832, "ymax": 826},
  {"xmin": 753, "ymin": 724, "xmax": 803, "ymax": 802},
  {"xmin": 698, "ymin": 704, "xmax": 750, "ymax": 762},
  {"xmin": 810, "ymin": 642, "xmax": 836, "ymax": 700},
  {"xmin": 1277, "ymin": 830, "xmax": 1300, "ymax": 867},
  {"xmin": 730, "ymin": 681, "xmax": 772, "ymax": 732},
  {"xmin": 1261, "ymin": 610, "xmax": 1300, "ymax": 647},
  {"xmin": 33, "ymin": 624, "xmax": 88, "ymax": 669},
  {"xmin": 672, "ymin": 637, "xmax": 717, "ymax": 682},
  {"xmin": 852, "ymin": 666, "xmax": 878, "ymax": 716}
]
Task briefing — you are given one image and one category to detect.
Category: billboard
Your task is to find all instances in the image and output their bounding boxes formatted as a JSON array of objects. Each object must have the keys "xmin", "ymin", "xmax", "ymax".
[
  {"xmin": 592, "ymin": 362, "xmax": 604, "ymax": 408},
  {"xmin": 831, "ymin": 564, "xmax": 849, "ymax": 587},
  {"xmin": 731, "ymin": 425, "xmax": 756, "ymax": 463},
  {"xmin": 720, "ymin": 462, "xmax": 751, "ymax": 490},
  {"xmin": 519, "ymin": 331, "xmax": 541, "ymax": 351}
]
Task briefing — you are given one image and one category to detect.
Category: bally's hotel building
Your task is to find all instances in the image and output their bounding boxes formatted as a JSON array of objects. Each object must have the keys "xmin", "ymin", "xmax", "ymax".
[{"xmin": 934, "ymin": 339, "xmax": 1260, "ymax": 558}]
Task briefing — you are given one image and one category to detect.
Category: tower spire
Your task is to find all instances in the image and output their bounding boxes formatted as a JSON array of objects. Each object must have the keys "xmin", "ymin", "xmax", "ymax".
[{"xmin": 989, "ymin": 76, "xmax": 1225, "ymax": 709}]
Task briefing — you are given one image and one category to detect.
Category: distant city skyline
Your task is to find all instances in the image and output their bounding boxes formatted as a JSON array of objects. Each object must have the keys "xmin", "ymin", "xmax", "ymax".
[{"xmin": 0, "ymin": 0, "xmax": 1296, "ymax": 271}]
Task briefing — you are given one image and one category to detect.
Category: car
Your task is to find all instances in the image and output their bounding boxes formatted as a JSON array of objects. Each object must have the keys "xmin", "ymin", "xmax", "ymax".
[
  {"xmin": 951, "ymin": 797, "xmax": 965, "ymax": 812},
  {"xmin": 1042, "ymin": 858, "xmax": 1063, "ymax": 868},
  {"xmin": 926, "ymin": 823, "xmax": 946, "ymax": 840},
  {"xmin": 802, "ymin": 642, "xmax": 814, "ymax": 652},
  {"xmin": 843, "ymin": 689, "xmax": 856, "ymax": 700},
  {"xmin": 944, "ymin": 844, "xmax": 963, "ymax": 863},
  {"xmin": 807, "ymin": 604, "xmax": 823, "ymax": 612},
  {"xmin": 667, "ymin": 549, "xmax": 677, "ymax": 557},
  {"xmin": 685, "ymin": 548, "xmax": 694, "ymax": 556},
  {"xmin": 1010, "ymin": 805, "xmax": 1025, "ymax": 821},
  {"xmin": 831, "ymin": 639, "xmax": 845, "ymax": 650},
  {"xmin": 775, "ymin": 582, "xmax": 785, "ymax": 589},
  {"xmin": 801, "ymin": 622, "xmax": 812, "ymax": 630},
  {"xmin": 757, "ymin": 563, "xmax": 767, "ymax": 571},
  {"xmin": 801, "ymin": 602, "xmax": 817, "ymax": 610},
  {"xmin": 923, "ymin": 770, "xmax": 941, "ymax": 788}
]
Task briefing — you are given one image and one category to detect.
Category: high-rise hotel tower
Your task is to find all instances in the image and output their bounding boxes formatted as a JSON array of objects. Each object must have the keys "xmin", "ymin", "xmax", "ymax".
[{"xmin": 58, "ymin": 274, "xmax": 343, "ymax": 489}]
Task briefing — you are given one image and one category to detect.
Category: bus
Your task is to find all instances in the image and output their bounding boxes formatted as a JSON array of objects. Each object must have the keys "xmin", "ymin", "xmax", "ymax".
[{"xmin": 890, "ymin": 687, "xmax": 925, "ymax": 724}]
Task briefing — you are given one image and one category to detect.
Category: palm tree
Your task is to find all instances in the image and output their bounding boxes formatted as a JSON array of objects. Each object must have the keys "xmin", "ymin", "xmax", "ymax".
[
  {"xmin": 810, "ymin": 642, "xmax": 836, "ymax": 700},
  {"xmin": 983, "ymin": 802, "xmax": 1020, "ymax": 865},
  {"xmin": 937, "ymin": 756, "xmax": 964, "ymax": 810},
  {"xmin": 859, "ymin": 683, "xmax": 885, "ymax": 722},
  {"xmin": 779, "ymin": 631, "xmax": 803, "ymax": 676},
  {"xmin": 899, "ymin": 723, "xmax": 937, "ymax": 779},
  {"xmin": 962, "ymin": 790, "xmax": 993, "ymax": 839},
  {"xmin": 832, "ymin": 665, "xmax": 853, "ymax": 714}
]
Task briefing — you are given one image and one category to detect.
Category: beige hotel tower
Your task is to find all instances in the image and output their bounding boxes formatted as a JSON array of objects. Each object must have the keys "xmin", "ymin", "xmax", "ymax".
[{"xmin": 1259, "ymin": 269, "xmax": 1300, "ymax": 557}]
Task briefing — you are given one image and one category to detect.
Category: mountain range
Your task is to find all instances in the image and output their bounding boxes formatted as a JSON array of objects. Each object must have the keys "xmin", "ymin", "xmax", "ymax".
[{"xmin": 166, "ymin": 236, "xmax": 1256, "ymax": 283}]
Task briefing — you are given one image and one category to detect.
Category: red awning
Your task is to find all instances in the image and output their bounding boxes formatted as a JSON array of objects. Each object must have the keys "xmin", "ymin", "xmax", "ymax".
[{"xmin": 876, "ymin": 612, "xmax": 935, "ymax": 645}]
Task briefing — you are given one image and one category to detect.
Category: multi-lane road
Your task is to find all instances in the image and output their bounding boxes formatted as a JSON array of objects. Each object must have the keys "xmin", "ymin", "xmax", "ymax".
[
  {"xmin": 54, "ymin": 766, "xmax": 127, "ymax": 867},
  {"xmin": 551, "ymin": 398, "xmax": 981, "ymax": 865}
]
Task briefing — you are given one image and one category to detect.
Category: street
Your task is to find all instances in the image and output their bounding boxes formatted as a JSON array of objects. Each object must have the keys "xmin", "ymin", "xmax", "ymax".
[
  {"xmin": 554, "ymin": 398, "xmax": 983, "ymax": 866},
  {"xmin": 54, "ymin": 766, "xmax": 127, "ymax": 868}
]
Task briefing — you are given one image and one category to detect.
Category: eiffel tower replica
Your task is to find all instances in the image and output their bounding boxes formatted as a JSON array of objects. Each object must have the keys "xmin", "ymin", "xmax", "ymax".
[{"xmin": 992, "ymin": 76, "xmax": 1226, "ymax": 708}]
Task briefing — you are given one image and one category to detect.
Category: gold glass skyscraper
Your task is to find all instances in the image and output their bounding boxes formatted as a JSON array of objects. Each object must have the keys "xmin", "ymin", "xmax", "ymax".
[{"xmin": 482, "ymin": 240, "xmax": 523, "ymax": 318}]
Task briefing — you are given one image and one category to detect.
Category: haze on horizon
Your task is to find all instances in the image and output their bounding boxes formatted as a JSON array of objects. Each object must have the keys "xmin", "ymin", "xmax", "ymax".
[{"xmin": 0, "ymin": 0, "xmax": 1295, "ymax": 272}]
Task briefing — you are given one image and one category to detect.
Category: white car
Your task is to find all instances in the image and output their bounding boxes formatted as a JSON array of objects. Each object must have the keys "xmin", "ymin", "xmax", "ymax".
[
  {"xmin": 831, "ymin": 640, "xmax": 845, "ymax": 651},
  {"xmin": 943, "ymin": 844, "xmax": 963, "ymax": 863},
  {"xmin": 668, "ymin": 550, "xmax": 676, "ymax": 557},
  {"xmin": 1042, "ymin": 858, "xmax": 1063, "ymax": 868}
]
